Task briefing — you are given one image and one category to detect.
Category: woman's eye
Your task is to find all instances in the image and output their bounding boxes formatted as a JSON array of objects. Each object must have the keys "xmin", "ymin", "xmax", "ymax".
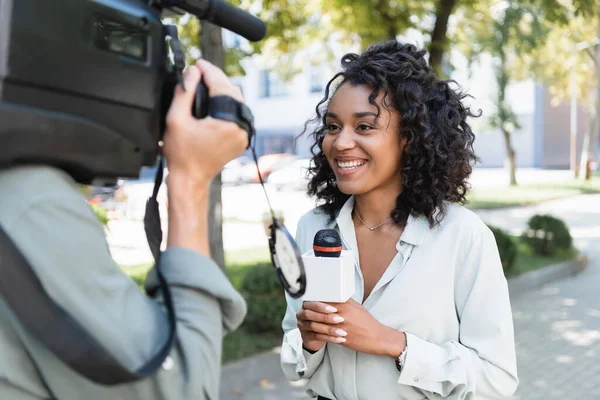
[
  {"xmin": 326, "ymin": 124, "xmax": 340, "ymax": 131},
  {"xmin": 357, "ymin": 124, "xmax": 373, "ymax": 131}
]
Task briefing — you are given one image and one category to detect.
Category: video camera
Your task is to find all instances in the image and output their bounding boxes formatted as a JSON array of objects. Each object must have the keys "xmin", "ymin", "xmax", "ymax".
[{"xmin": 0, "ymin": 0, "xmax": 266, "ymax": 184}]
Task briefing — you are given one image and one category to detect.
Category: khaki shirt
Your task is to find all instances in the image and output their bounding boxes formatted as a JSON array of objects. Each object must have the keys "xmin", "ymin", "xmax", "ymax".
[
  {"xmin": 0, "ymin": 165, "xmax": 247, "ymax": 400},
  {"xmin": 281, "ymin": 196, "xmax": 519, "ymax": 399}
]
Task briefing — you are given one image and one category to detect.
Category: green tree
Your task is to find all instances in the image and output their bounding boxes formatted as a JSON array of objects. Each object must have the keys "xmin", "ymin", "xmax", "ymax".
[
  {"xmin": 247, "ymin": 0, "xmax": 484, "ymax": 78},
  {"xmin": 455, "ymin": 0, "xmax": 554, "ymax": 186},
  {"xmin": 323, "ymin": 0, "xmax": 468, "ymax": 76},
  {"xmin": 515, "ymin": 4, "xmax": 599, "ymax": 180}
]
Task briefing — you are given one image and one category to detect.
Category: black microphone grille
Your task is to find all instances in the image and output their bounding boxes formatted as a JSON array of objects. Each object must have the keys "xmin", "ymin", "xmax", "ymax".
[{"xmin": 313, "ymin": 229, "xmax": 342, "ymax": 258}]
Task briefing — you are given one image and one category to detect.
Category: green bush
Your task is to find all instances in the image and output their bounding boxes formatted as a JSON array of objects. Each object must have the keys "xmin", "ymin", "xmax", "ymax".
[
  {"xmin": 240, "ymin": 263, "xmax": 286, "ymax": 334},
  {"xmin": 521, "ymin": 214, "xmax": 572, "ymax": 256},
  {"xmin": 91, "ymin": 204, "xmax": 109, "ymax": 226},
  {"xmin": 487, "ymin": 225, "xmax": 517, "ymax": 272}
]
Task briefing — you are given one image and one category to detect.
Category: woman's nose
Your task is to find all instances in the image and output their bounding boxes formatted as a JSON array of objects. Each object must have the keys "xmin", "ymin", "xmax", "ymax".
[{"xmin": 333, "ymin": 128, "xmax": 356, "ymax": 151}]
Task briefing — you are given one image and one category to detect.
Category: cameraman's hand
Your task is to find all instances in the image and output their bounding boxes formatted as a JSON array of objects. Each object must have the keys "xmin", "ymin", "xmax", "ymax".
[
  {"xmin": 163, "ymin": 60, "xmax": 247, "ymax": 257},
  {"xmin": 162, "ymin": 60, "xmax": 247, "ymax": 184}
]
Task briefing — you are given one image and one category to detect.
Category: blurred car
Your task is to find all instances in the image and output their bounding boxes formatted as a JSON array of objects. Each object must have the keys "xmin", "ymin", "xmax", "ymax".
[
  {"xmin": 267, "ymin": 158, "xmax": 313, "ymax": 191},
  {"xmin": 221, "ymin": 156, "xmax": 253, "ymax": 185},
  {"xmin": 240, "ymin": 153, "xmax": 297, "ymax": 183},
  {"xmin": 89, "ymin": 181, "xmax": 122, "ymax": 203},
  {"xmin": 113, "ymin": 163, "xmax": 169, "ymax": 220}
]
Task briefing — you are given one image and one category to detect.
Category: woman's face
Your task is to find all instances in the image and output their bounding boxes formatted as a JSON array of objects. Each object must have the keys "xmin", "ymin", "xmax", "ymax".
[{"xmin": 322, "ymin": 83, "xmax": 406, "ymax": 196}]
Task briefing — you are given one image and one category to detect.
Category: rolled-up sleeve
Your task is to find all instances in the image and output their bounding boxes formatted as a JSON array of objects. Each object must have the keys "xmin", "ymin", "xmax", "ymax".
[
  {"xmin": 397, "ymin": 227, "xmax": 518, "ymax": 399},
  {"xmin": 145, "ymin": 248, "xmax": 247, "ymax": 333},
  {"xmin": 6, "ymin": 191, "xmax": 246, "ymax": 400}
]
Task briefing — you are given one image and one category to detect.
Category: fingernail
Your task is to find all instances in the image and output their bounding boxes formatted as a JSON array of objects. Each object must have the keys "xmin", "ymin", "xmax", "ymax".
[
  {"xmin": 325, "ymin": 305, "xmax": 337, "ymax": 313},
  {"xmin": 335, "ymin": 329, "xmax": 347, "ymax": 337},
  {"xmin": 333, "ymin": 316, "xmax": 344, "ymax": 323},
  {"xmin": 335, "ymin": 337, "xmax": 346, "ymax": 343}
]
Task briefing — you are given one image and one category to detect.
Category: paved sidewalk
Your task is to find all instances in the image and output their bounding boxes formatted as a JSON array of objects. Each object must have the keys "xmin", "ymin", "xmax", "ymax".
[{"xmin": 219, "ymin": 194, "xmax": 600, "ymax": 399}]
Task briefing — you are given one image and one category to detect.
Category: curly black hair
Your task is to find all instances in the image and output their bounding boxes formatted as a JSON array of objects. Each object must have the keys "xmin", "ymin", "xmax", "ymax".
[{"xmin": 302, "ymin": 40, "xmax": 480, "ymax": 228}]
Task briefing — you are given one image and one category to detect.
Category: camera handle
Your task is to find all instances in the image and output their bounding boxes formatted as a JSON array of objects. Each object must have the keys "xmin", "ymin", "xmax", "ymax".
[
  {"xmin": 192, "ymin": 80, "xmax": 255, "ymax": 149},
  {"xmin": 192, "ymin": 79, "xmax": 210, "ymax": 119}
]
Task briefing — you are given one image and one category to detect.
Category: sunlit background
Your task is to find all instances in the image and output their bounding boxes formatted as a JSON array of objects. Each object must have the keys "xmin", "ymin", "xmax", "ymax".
[{"xmin": 85, "ymin": 1, "xmax": 600, "ymax": 398}]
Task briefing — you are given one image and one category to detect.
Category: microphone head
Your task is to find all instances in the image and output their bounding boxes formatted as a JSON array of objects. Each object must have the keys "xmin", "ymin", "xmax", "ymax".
[{"xmin": 313, "ymin": 229, "xmax": 342, "ymax": 258}]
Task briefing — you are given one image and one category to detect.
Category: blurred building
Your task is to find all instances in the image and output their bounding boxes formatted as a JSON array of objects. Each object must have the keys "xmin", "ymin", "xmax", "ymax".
[
  {"xmin": 230, "ymin": 56, "xmax": 329, "ymax": 159},
  {"xmin": 226, "ymin": 32, "xmax": 595, "ymax": 169}
]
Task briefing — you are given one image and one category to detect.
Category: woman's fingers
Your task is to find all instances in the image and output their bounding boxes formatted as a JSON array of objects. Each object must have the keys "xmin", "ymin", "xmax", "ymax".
[
  {"xmin": 298, "ymin": 301, "xmax": 347, "ymax": 344},
  {"xmin": 298, "ymin": 320, "xmax": 347, "ymax": 337},
  {"xmin": 297, "ymin": 308, "xmax": 344, "ymax": 324},
  {"xmin": 303, "ymin": 301, "xmax": 338, "ymax": 313},
  {"xmin": 311, "ymin": 332, "xmax": 346, "ymax": 344}
]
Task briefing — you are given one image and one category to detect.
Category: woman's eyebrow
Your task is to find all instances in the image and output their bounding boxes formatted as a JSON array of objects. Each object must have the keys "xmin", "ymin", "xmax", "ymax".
[
  {"xmin": 354, "ymin": 112, "xmax": 378, "ymax": 118},
  {"xmin": 325, "ymin": 111, "xmax": 378, "ymax": 119}
]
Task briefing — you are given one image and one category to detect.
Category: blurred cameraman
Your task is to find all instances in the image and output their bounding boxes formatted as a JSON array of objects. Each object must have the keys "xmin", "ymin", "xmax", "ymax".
[{"xmin": 0, "ymin": 60, "xmax": 248, "ymax": 399}]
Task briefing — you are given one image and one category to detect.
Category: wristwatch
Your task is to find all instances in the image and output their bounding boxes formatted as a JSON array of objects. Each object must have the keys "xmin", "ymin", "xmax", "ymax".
[{"xmin": 395, "ymin": 344, "xmax": 408, "ymax": 372}]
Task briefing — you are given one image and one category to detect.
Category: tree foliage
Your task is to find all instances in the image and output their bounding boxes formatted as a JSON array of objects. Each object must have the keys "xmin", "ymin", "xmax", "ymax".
[
  {"xmin": 514, "ymin": 5, "xmax": 598, "ymax": 108},
  {"xmin": 451, "ymin": 0, "xmax": 592, "ymax": 184},
  {"xmin": 167, "ymin": 9, "xmax": 250, "ymax": 76}
]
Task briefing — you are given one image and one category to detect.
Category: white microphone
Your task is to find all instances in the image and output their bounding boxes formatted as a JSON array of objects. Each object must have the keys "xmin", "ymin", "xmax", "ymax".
[{"xmin": 301, "ymin": 229, "xmax": 355, "ymax": 303}]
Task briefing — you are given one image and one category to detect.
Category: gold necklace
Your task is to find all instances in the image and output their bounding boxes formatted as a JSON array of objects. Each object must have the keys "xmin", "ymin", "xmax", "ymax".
[{"xmin": 354, "ymin": 208, "xmax": 393, "ymax": 231}]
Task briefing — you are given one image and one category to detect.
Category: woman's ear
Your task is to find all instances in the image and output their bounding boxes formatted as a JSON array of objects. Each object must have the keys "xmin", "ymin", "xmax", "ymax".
[{"xmin": 400, "ymin": 136, "xmax": 409, "ymax": 153}]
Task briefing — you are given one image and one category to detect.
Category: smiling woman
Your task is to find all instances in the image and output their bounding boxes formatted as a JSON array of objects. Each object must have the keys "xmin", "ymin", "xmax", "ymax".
[{"xmin": 280, "ymin": 41, "xmax": 519, "ymax": 400}]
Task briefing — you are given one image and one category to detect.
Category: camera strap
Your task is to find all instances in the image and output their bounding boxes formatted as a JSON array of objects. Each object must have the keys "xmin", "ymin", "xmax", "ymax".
[
  {"xmin": 208, "ymin": 95, "xmax": 255, "ymax": 147},
  {"xmin": 0, "ymin": 160, "xmax": 176, "ymax": 386}
]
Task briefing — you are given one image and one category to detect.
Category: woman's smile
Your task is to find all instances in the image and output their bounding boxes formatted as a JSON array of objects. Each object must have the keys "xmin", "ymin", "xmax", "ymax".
[{"xmin": 334, "ymin": 157, "xmax": 368, "ymax": 176}]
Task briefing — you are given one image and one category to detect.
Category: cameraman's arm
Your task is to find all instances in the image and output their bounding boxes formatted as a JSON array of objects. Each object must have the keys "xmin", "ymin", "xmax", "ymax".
[
  {"xmin": 0, "ymin": 60, "xmax": 249, "ymax": 400},
  {"xmin": 4, "ymin": 178, "xmax": 243, "ymax": 399}
]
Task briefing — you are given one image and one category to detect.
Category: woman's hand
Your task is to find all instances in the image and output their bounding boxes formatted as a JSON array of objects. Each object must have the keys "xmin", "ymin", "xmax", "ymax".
[
  {"xmin": 297, "ymin": 302, "xmax": 347, "ymax": 353},
  {"xmin": 324, "ymin": 298, "xmax": 406, "ymax": 357}
]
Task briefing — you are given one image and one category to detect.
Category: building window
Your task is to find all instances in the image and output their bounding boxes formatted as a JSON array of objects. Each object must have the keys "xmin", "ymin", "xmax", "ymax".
[
  {"xmin": 259, "ymin": 70, "xmax": 289, "ymax": 98},
  {"xmin": 309, "ymin": 67, "xmax": 324, "ymax": 93}
]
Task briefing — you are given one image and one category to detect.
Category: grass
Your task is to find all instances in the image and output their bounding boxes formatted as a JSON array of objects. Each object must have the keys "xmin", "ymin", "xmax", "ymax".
[
  {"xmin": 120, "ymin": 247, "xmax": 276, "ymax": 364},
  {"xmin": 121, "ymin": 263, "xmax": 152, "ymax": 290},
  {"xmin": 223, "ymin": 247, "xmax": 280, "ymax": 363},
  {"xmin": 506, "ymin": 239, "xmax": 578, "ymax": 278},
  {"xmin": 467, "ymin": 173, "xmax": 600, "ymax": 209},
  {"xmin": 224, "ymin": 246, "xmax": 271, "ymax": 289}
]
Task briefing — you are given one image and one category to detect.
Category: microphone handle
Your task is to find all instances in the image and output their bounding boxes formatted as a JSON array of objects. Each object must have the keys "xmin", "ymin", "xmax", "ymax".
[
  {"xmin": 178, "ymin": 0, "xmax": 266, "ymax": 42},
  {"xmin": 210, "ymin": 0, "xmax": 266, "ymax": 42}
]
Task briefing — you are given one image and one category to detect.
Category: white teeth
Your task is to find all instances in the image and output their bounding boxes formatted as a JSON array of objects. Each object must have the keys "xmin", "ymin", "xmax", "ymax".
[{"xmin": 337, "ymin": 160, "xmax": 366, "ymax": 170}]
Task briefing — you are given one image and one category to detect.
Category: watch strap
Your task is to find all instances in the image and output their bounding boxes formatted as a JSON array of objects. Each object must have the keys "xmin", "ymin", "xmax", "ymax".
[{"xmin": 395, "ymin": 345, "xmax": 408, "ymax": 372}]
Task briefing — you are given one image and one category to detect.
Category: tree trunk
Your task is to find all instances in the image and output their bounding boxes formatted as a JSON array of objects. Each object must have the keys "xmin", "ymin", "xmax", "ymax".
[
  {"xmin": 502, "ymin": 128, "xmax": 518, "ymax": 186},
  {"xmin": 429, "ymin": 0, "xmax": 458, "ymax": 77},
  {"xmin": 200, "ymin": 21, "xmax": 226, "ymax": 270},
  {"xmin": 579, "ymin": 20, "xmax": 600, "ymax": 181},
  {"xmin": 388, "ymin": 25, "xmax": 397, "ymax": 41},
  {"xmin": 579, "ymin": 107, "xmax": 597, "ymax": 181}
]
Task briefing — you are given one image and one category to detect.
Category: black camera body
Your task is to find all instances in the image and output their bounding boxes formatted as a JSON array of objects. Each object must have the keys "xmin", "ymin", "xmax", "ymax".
[{"xmin": 0, "ymin": 0, "xmax": 265, "ymax": 184}]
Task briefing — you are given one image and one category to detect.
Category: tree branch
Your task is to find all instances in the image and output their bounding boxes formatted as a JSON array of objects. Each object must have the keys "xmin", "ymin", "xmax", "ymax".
[{"xmin": 586, "ymin": 47, "xmax": 598, "ymax": 67}]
